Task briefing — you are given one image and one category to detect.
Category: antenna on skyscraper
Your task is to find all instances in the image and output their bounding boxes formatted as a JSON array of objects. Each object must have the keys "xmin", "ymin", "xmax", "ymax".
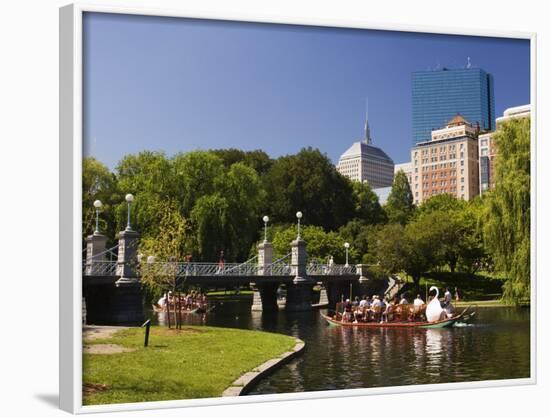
[{"xmin": 364, "ymin": 97, "xmax": 372, "ymax": 144}]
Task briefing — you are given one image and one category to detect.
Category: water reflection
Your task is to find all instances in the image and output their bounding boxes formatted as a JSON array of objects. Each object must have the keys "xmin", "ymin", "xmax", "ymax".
[{"xmin": 148, "ymin": 307, "xmax": 530, "ymax": 395}]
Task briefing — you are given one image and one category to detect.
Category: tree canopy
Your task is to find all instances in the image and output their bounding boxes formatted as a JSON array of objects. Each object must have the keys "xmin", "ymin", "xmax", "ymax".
[
  {"xmin": 264, "ymin": 147, "xmax": 355, "ymax": 230},
  {"xmin": 483, "ymin": 117, "xmax": 530, "ymax": 304},
  {"xmin": 385, "ymin": 170, "xmax": 414, "ymax": 225}
]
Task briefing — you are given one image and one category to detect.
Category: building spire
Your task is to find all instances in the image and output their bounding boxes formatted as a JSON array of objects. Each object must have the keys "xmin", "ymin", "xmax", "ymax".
[{"xmin": 364, "ymin": 97, "xmax": 372, "ymax": 144}]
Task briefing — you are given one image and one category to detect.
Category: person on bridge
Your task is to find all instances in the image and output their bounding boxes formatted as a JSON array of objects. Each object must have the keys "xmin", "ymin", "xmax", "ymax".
[
  {"xmin": 327, "ymin": 255, "xmax": 334, "ymax": 272},
  {"xmin": 216, "ymin": 251, "xmax": 225, "ymax": 274}
]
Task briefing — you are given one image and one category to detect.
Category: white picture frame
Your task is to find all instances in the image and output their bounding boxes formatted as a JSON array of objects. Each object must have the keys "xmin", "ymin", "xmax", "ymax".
[{"xmin": 59, "ymin": 2, "xmax": 537, "ymax": 413}]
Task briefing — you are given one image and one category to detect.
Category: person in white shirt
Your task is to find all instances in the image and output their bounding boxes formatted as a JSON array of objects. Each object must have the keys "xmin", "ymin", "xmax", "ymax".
[
  {"xmin": 399, "ymin": 294, "xmax": 409, "ymax": 305},
  {"xmin": 413, "ymin": 294, "xmax": 425, "ymax": 306},
  {"xmin": 443, "ymin": 288, "xmax": 452, "ymax": 307},
  {"xmin": 371, "ymin": 295, "xmax": 382, "ymax": 308}
]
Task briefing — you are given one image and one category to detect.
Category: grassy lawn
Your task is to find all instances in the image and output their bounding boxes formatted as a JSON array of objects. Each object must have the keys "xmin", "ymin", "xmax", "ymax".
[
  {"xmin": 398, "ymin": 271, "xmax": 505, "ymax": 301},
  {"xmin": 83, "ymin": 326, "xmax": 296, "ymax": 405},
  {"xmin": 206, "ymin": 290, "xmax": 253, "ymax": 296}
]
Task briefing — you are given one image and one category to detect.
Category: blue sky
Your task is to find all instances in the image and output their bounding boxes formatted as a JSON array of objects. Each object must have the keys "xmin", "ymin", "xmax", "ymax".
[{"xmin": 83, "ymin": 12, "xmax": 530, "ymax": 169}]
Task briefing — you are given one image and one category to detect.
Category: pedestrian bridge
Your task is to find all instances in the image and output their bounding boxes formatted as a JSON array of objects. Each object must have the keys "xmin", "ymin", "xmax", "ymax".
[
  {"xmin": 84, "ymin": 257, "xmax": 360, "ymax": 285},
  {"xmin": 83, "ymin": 226, "xmax": 367, "ymax": 325}
]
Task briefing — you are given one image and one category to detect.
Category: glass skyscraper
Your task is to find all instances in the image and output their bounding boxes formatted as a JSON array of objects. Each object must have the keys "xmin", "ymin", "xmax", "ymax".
[{"xmin": 412, "ymin": 67, "xmax": 495, "ymax": 144}]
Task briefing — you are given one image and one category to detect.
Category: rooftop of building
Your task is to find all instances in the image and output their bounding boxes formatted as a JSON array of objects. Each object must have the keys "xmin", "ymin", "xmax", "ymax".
[
  {"xmin": 446, "ymin": 114, "xmax": 472, "ymax": 127},
  {"xmin": 413, "ymin": 66, "xmax": 489, "ymax": 75},
  {"xmin": 503, "ymin": 104, "xmax": 530, "ymax": 117},
  {"xmin": 339, "ymin": 141, "xmax": 394, "ymax": 164}
]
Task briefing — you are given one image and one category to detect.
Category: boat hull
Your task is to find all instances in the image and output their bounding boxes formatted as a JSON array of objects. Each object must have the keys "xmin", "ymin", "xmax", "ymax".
[{"xmin": 320, "ymin": 312, "xmax": 462, "ymax": 329}]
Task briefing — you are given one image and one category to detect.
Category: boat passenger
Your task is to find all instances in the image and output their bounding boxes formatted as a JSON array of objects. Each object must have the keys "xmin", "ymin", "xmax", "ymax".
[
  {"xmin": 343, "ymin": 299, "xmax": 353, "ymax": 322},
  {"xmin": 399, "ymin": 294, "xmax": 409, "ymax": 305},
  {"xmin": 411, "ymin": 294, "xmax": 426, "ymax": 320},
  {"xmin": 442, "ymin": 288, "xmax": 452, "ymax": 308},
  {"xmin": 370, "ymin": 295, "xmax": 383, "ymax": 322},
  {"xmin": 382, "ymin": 298, "xmax": 395, "ymax": 322},
  {"xmin": 413, "ymin": 294, "xmax": 425, "ymax": 307}
]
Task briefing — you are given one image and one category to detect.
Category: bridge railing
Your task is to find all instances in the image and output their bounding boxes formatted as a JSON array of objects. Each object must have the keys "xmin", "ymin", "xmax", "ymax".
[
  {"xmin": 141, "ymin": 262, "xmax": 263, "ymax": 277},
  {"xmin": 307, "ymin": 263, "xmax": 357, "ymax": 276},
  {"xmin": 84, "ymin": 261, "xmax": 118, "ymax": 276},
  {"xmin": 83, "ymin": 261, "xmax": 358, "ymax": 278}
]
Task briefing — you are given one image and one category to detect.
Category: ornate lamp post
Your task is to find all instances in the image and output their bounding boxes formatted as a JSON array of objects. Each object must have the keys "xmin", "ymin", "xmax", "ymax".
[
  {"xmin": 93, "ymin": 199, "xmax": 103, "ymax": 235},
  {"xmin": 125, "ymin": 193, "xmax": 134, "ymax": 231},
  {"xmin": 262, "ymin": 215, "xmax": 269, "ymax": 242},
  {"xmin": 296, "ymin": 211, "xmax": 303, "ymax": 240},
  {"xmin": 344, "ymin": 242, "xmax": 350, "ymax": 267}
]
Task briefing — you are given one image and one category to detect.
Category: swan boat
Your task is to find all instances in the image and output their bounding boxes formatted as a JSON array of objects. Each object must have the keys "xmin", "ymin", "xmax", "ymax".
[
  {"xmin": 151, "ymin": 304, "xmax": 214, "ymax": 314},
  {"xmin": 321, "ymin": 286, "xmax": 471, "ymax": 329},
  {"xmin": 320, "ymin": 310, "xmax": 465, "ymax": 328}
]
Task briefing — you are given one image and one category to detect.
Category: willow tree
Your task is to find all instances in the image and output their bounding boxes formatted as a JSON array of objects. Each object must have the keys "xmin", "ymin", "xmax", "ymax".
[
  {"xmin": 140, "ymin": 200, "xmax": 191, "ymax": 328},
  {"xmin": 483, "ymin": 117, "xmax": 530, "ymax": 304}
]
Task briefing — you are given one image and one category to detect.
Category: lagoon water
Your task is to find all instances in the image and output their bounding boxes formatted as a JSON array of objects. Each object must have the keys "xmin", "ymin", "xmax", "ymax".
[{"xmin": 150, "ymin": 306, "xmax": 530, "ymax": 395}]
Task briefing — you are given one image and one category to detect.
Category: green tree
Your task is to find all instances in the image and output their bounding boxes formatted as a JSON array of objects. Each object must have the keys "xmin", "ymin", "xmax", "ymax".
[
  {"xmin": 82, "ymin": 157, "xmax": 119, "ymax": 243},
  {"xmin": 190, "ymin": 194, "xmax": 229, "ymax": 262},
  {"xmin": 351, "ymin": 181, "xmax": 386, "ymax": 224},
  {"xmin": 211, "ymin": 148, "xmax": 273, "ymax": 175},
  {"xmin": 189, "ymin": 164, "xmax": 264, "ymax": 261},
  {"xmin": 414, "ymin": 193, "xmax": 464, "ymax": 219},
  {"xmin": 372, "ymin": 219, "xmax": 440, "ymax": 288},
  {"xmin": 115, "ymin": 151, "xmax": 176, "ymax": 238},
  {"xmin": 270, "ymin": 225, "xmax": 358, "ymax": 264},
  {"xmin": 385, "ymin": 170, "xmax": 414, "ymax": 225},
  {"xmin": 483, "ymin": 117, "xmax": 530, "ymax": 304},
  {"xmin": 338, "ymin": 219, "xmax": 374, "ymax": 259},
  {"xmin": 139, "ymin": 200, "xmax": 191, "ymax": 329},
  {"xmin": 264, "ymin": 147, "xmax": 355, "ymax": 230},
  {"xmin": 172, "ymin": 151, "xmax": 225, "ymax": 216},
  {"xmin": 222, "ymin": 162, "xmax": 266, "ymax": 260}
]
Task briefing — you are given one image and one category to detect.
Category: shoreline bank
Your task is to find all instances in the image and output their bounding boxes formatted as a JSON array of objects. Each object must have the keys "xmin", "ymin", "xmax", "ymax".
[{"xmin": 222, "ymin": 337, "xmax": 305, "ymax": 396}]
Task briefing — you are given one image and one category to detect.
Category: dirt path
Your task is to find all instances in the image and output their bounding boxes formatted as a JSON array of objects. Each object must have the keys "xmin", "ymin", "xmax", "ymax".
[
  {"xmin": 83, "ymin": 325, "xmax": 129, "ymax": 341},
  {"xmin": 83, "ymin": 325, "xmax": 135, "ymax": 355}
]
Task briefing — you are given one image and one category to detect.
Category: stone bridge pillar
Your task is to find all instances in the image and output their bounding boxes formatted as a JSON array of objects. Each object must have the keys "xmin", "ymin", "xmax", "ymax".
[
  {"xmin": 258, "ymin": 241, "xmax": 273, "ymax": 276},
  {"xmin": 286, "ymin": 238, "xmax": 314, "ymax": 312},
  {"xmin": 111, "ymin": 228, "xmax": 144, "ymax": 324},
  {"xmin": 252, "ymin": 241, "xmax": 278, "ymax": 312},
  {"xmin": 115, "ymin": 229, "xmax": 140, "ymax": 284},
  {"xmin": 84, "ymin": 232, "xmax": 107, "ymax": 275}
]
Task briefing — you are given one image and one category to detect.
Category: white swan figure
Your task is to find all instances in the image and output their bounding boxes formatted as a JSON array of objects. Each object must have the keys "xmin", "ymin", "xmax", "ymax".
[{"xmin": 426, "ymin": 286, "xmax": 445, "ymax": 323}]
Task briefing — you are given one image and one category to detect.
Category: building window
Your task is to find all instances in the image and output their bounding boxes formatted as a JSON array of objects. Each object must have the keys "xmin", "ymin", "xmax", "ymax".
[{"xmin": 480, "ymin": 139, "xmax": 488, "ymax": 146}]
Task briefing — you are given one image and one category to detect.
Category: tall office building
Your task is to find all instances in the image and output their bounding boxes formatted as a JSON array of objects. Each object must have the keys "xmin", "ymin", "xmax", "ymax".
[
  {"xmin": 412, "ymin": 67, "xmax": 495, "ymax": 144},
  {"xmin": 410, "ymin": 115, "xmax": 480, "ymax": 204},
  {"xmin": 336, "ymin": 111, "xmax": 394, "ymax": 189}
]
